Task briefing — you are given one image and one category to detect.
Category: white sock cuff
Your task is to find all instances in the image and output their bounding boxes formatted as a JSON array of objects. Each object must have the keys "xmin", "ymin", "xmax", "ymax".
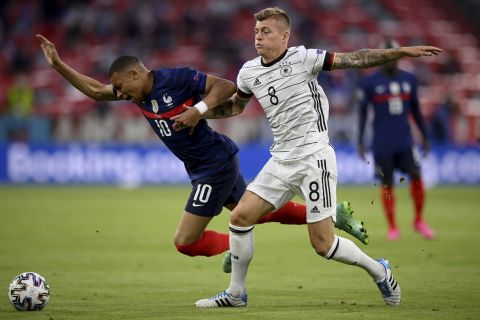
[
  {"xmin": 229, "ymin": 223, "xmax": 254, "ymax": 234},
  {"xmin": 325, "ymin": 235, "xmax": 339, "ymax": 259}
]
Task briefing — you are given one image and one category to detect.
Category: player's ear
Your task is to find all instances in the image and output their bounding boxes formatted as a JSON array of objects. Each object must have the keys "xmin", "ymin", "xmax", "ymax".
[
  {"xmin": 282, "ymin": 31, "xmax": 289, "ymax": 41},
  {"xmin": 129, "ymin": 69, "xmax": 139, "ymax": 80}
]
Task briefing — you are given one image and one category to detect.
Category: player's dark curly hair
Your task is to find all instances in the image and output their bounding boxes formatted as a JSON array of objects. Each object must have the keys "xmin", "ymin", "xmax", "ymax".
[{"xmin": 109, "ymin": 56, "xmax": 140, "ymax": 77}]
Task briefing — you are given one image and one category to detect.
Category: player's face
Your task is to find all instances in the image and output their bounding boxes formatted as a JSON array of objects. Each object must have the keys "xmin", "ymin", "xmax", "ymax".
[
  {"xmin": 111, "ymin": 70, "xmax": 144, "ymax": 103},
  {"xmin": 254, "ymin": 18, "xmax": 289, "ymax": 59}
]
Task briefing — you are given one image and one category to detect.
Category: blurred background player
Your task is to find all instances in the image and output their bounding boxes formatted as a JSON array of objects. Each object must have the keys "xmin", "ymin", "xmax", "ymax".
[
  {"xmin": 37, "ymin": 34, "xmax": 367, "ymax": 270},
  {"xmin": 357, "ymin": 39, "xmax": 435, "ymax": 241}
]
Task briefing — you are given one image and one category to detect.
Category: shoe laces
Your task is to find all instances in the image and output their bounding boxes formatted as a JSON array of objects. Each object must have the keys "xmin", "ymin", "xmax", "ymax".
[{"xmin": 211, "ymin": 291, "xmax": 230, "ymax": 300}]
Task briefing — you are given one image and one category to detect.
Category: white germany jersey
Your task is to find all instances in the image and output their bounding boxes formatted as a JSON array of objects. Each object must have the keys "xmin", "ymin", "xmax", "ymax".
[{"xmin": 237, "ymin": 46, "xmax": 335, "ymax": 161}]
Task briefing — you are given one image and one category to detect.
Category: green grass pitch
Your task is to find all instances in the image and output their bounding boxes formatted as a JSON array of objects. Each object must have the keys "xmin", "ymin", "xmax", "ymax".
[{"xmin": 0, "ymin": 185, "xmax": 479, "ymax": 319}]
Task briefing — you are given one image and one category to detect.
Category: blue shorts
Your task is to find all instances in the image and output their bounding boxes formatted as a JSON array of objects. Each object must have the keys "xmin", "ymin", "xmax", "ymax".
[
  {"xmin": 374, "ymin": 147, "xmax": 420, "ymax": 185},
  {"xmin": 185, "ymin": 155, "xmax": 246, "ymax": 217}
]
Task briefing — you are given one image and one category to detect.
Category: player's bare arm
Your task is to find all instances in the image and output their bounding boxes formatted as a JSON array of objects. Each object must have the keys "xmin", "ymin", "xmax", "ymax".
[
  {"xmin": 171, "ymin": 75, "xmax": 236, "ymax": 130},
  {"xmin": 203, "ymin": 93, "xmax": 250, "ymax": 119},
  {"xmin": 333, "ymin": 46, "xmax": 442, "ymax": 70},
  {"xmin": 36, "ymin": 34, "xmax": 116, "ymax": 101}
]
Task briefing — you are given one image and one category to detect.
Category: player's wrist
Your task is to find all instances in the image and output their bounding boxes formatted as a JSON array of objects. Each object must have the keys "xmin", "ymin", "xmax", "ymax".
[{"xmin": 193, "ymin": 101, "xmax": 208, "ymax": 115}]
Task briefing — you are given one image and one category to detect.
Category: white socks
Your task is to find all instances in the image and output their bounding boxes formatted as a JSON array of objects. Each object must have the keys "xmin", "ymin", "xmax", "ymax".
[
  {"xmin": 326, "ymin": 235, "xmax": 385, "ymax": 282},
  {"xmin": 226, "ymin": 228, "xmax": 385, "ymax": 298},
  {"xmin": 227, "ymin": 224, "xmax": 254, "ymax": 297}
]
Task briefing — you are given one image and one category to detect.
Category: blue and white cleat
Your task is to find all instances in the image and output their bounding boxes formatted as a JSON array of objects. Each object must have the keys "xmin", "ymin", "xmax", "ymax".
[
  {"xmin": 375, "ymin": 258, "xmax": 401, "ymax": 306},
  {"xmin": 195, "ymin": 290, "xmax": 247, "ymax": 308}
]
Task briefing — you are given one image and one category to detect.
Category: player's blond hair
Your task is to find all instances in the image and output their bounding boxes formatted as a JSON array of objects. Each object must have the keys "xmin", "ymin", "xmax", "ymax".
[{"xmin": 254, "ymin": 7, "xmax": 291, "ymax": 29}]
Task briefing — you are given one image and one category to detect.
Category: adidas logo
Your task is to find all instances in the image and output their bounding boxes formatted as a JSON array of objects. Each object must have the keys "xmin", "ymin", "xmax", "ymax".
[
  {"xmin": 310, "ymin": 206, "xmax": 320, "ymax": 214},
  {"xmin": 253, "ymin": 78, "xmax": 261, "ymax": 86}
]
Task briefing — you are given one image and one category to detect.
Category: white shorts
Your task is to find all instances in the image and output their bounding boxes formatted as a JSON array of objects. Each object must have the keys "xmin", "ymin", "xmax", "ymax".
[{"xmin": 247, "ymin": 145, "xmax": 337, "ymax": 223}]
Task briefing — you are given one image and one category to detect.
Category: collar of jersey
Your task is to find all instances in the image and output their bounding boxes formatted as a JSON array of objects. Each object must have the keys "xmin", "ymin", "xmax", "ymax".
[{"xmin": 261, "ymin": 49, "xmax": 288, "ymax": 67}]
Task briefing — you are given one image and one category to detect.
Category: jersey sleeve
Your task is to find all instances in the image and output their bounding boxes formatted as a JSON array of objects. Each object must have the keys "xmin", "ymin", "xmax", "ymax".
[
  {"xmin": 300, "ymin": 45, "xmax": 335, "ymax": 75},
  {"xmin": 171, "ymin": 67, "xmax": 207, "ymax": 95},
  {"xmin": 236, "ymin": 68, "xmax": 254, "ymax": 99}
]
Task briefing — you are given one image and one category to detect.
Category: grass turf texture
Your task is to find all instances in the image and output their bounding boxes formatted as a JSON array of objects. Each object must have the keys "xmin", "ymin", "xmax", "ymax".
[{"xmin": 0, "ymin": 186, "xmax": 478, "ymax": 320}]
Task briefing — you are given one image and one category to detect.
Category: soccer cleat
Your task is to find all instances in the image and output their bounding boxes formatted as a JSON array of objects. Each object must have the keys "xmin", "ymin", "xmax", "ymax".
[
  {"xmin": 195, "ymin": 290, "xmax": 247, "ymax": 308},
  {"xmin": 414, "ymin": 220, "xmax": 435, "ymax": 240},
  {"xmin": 335, "ymin": 201, "xmax": 369, "ymax": 244},
  {"xmin": 387, "ymin": 228, "xmax": 400, "ymax": 241},
  {"xmin": 375, "ymin": 258, "xmax": 401, "ymax": 306},
  {"xmin": 222, "ymin": 252, "xmax": 232, "ymax": 273}
]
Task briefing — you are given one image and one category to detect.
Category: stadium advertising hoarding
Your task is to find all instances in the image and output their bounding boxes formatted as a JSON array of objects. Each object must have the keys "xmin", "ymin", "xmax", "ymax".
[{"xmin": 0, "ymin": 143, "xmax": 479, "ymax": 185}]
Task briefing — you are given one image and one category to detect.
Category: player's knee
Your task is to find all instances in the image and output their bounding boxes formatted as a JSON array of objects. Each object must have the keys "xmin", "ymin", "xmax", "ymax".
[
  {"xmin": 175, "ymin": 242, "xmax": 196, "ymax": 256},
  {"xmin": 174, "ymin": 236, "xmax": 199, "ymax": 256},
  {"xmin": 230, "ymin": 210, "xmax": 254, "ymax": 227},
  {"xmin": 173, "ymin": 233, "xmax": 200, "ymax": 256},
  {"xmin": 410, "ymin": 170, "xmax": 421, "ymax": 180}
]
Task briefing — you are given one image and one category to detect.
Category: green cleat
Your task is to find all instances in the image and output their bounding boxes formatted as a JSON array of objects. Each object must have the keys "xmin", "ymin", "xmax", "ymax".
[
  {"xmin": 335, "ymin": 201, "xmax": 369, "ymax": 245},
  {"xmin": 222, "ymin": 252, "xmax": 232, "ymax": 273}
]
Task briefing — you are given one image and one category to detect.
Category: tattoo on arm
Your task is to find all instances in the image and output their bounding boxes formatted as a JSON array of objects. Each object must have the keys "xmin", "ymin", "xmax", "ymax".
[
  {"xmin": 235, "ymin": 98, "xmax": 249, "ymax": 111},
  {"xmin": 336, "ymin": 48, "xmax": 402, "ymax": 69},
  {"xmin": 202, "ymin": 96, "xmax": 249, "ymax": 119},
  {"xmin": 209, "ymin": 103, "xmax": 232, "ymax": 118}
]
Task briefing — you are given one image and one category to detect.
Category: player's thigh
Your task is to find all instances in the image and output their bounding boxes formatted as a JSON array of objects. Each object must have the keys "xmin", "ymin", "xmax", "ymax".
[
  {"xmin": 246, "ymin": 157, "xmax": 295, "ymax": 210},
  {"xmin": 223, "ymin": 173, "xmax": 247, "ymax": 211},
  {"xmin": 395, "ymin": 147, "xmax": 422, "ymax": 179},
  {"xmin": 374, "ymin": 152, "xmax": 395, "ymax": 186},
  {"xmin": 185, "ymin": 159, "xmax": 241, "ymax": 218},
  {"xmin": 300, "ymin": 146, "xmax": 337, "ymax": 224},
  {"xmin": 174, "ymin": 212, "xmax": 214, "ymax": 245}
]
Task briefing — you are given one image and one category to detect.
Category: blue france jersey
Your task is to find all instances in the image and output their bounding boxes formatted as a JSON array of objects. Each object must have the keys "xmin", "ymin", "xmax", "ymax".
[
  {"xmin": 358, "ymin": 69, "xmax": 428, "ymax": 154},
  {"xmin": 137, "ymin": 67, "xmax": 238, "ymax": 180}
]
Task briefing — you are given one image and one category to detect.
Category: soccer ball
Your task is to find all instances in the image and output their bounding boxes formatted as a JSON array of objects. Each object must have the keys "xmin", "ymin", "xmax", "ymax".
[{"xmin": 8, "ymin": 272, "xmax": 50, "ymax": 311}]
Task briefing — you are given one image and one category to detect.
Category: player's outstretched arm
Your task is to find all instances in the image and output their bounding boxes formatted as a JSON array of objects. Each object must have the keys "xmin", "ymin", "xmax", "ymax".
[
  {"xmin": 36, "ymin": 34, "xmax": 116, "ymax": 101},
  {"xmin": 332, "ymin": 46, "xmax": 442, "ymax": 70}
]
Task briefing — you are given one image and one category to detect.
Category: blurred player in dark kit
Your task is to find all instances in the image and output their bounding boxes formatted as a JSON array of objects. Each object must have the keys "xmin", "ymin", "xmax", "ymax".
[{"xmin": 357, "ymin": 39, "xmax": 435, "ymax": 241}]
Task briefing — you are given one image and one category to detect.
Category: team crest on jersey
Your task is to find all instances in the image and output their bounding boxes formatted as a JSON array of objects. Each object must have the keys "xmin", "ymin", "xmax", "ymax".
[
  {"xmin": 279, "ymin": 63, "xmax": 292, "ymax": 77},
  {"xmin": 151, "ymin": 99, "xmax": 159, "ymax": 113},
  {"xmin": 375, "ymin": 85, "xmax": 386, "ymax": 94},
  {"xmin": 402, "ymin": 82, "xmax": 411, "ymax": 93},
  {"xmin": 163, "ymin": 94, "xmax": 173, "ymax": 107}
]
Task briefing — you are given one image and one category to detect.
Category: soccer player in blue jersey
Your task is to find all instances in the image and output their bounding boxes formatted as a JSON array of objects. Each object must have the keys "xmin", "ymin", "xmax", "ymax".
[
  {"xmin": 357, "ymin": 40, "xmax": 435, "ymax": 241},
  {"xmin": 36, "ymin": 34, "xmax": 367, "ymax": 265}
]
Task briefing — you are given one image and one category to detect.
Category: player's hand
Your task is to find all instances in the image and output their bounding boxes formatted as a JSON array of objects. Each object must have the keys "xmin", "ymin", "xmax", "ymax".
[
  {"xmin": 358, "ymin": 144, "xmax": 367, "ymax": 162},
  {"xmin": 171, "ymin": 106, "xmax": 201, "ymax": 134},
  {"xmin": 36, "ymin": 34, "xmax": 61, "ymax": 66},
  {"xmin": 401, "ymin": 46, "xmax": 443, "ymax": 57}
]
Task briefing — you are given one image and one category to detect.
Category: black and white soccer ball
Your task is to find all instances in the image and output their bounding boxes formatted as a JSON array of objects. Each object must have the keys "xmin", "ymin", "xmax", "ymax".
[{"xmin": 8, "ymin": 272, "xmax": 50, "ymax": 311}]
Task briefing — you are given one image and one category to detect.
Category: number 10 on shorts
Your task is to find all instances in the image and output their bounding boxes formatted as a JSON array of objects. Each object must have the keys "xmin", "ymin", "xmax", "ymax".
[{"xmin": 193, "ymin": 184, "xmax": 212, "ymax": 204}]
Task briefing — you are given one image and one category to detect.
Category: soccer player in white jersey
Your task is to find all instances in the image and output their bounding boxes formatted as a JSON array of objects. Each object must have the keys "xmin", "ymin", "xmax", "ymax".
[{"xmin": 173, "ymin": 7, "xmax": 441, "ymax": 308}]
